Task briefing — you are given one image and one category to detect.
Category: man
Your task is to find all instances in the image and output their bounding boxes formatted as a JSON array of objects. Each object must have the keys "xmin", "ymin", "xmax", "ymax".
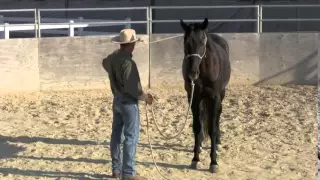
[{"xmin": 102, "ymin": 29, "xmax": 153, "ymax": 180}]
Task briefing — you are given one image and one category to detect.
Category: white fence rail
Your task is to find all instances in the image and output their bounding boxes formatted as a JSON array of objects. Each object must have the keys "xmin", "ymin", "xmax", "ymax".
[
  {"xmin": 0, "ymin": 5, "xmax": 320, "ymax": 39},
  {"xmin": 36, "ymin": 7, "xmax": 148, "ymax": 38},
  {"xmin": 0, "ymin": 15, "xmax": 132, "ymax": 38}
]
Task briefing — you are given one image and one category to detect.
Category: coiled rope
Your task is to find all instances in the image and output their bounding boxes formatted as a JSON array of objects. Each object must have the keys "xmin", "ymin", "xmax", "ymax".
[{"xmin": 145, "ymin": 81, "xmax": 195, "ymax": 180}]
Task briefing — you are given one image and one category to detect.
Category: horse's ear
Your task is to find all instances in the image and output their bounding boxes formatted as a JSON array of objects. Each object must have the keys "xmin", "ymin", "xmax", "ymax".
[
  {"xmin": 180, "ymin": 19, "xmax": 188, "ymax": 31},
  {"xmin": 201, "ymin": 18, "xmax": 209, "ymax": 30}
]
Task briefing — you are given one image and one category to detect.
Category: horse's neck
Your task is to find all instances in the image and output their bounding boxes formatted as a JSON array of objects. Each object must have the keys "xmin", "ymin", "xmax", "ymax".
[{"xmin": 200, "ymin": 46, "xmax": 221, "ymax": 81}]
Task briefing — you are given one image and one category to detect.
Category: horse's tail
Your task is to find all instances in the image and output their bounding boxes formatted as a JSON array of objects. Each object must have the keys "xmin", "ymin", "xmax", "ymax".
[{"xmin": 200, "ymin": 99, "xmax": 210, "ymax": 142}]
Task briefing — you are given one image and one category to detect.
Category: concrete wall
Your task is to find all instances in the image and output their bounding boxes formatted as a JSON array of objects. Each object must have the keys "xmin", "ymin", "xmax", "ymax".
[
  {"xmin": 150, "ymin": 33, "xmax": 318, "ymax": 87},
  {"xmin": 149, "ymin": 33, "xmax": 260, "ymax": 87},
  {"xmin": 0, "ymin": 32, "xmax": 318, "ymax": 93},
  {"xmin": 0, "ymin": 35, "xmax": 149, "ymax": 93},
  {"xmin": 38, "ymin": 36, "xmax": 149, "ymax": 91},
  {"xmin": 258, "ymin": 33, "xmax": 318, "ymax": 85},
  {"xmin": 0, "ymin": 38, "xmax": 39, "ymax": 93}
]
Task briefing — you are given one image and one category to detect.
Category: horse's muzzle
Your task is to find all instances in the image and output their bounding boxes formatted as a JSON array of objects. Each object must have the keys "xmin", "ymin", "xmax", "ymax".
[{"xmin": 188, "ymin": 72, "xmax": 199, "ymax": 81}]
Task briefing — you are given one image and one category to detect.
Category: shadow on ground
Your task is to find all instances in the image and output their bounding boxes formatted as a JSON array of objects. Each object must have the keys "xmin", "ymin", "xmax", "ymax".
[
  {"xmin": 0, "ymin": 141, "xmax": 25, "ymax": 158},
  {"xmin": 0, "ymin": 168, "xmax": 112, "ymax": 180},
  {"xmin": 0, "ymin": 134, "xmax": 195, "ymax": 153},
  {"xmin": 0, "ymin": 135, "xmax": 206, "ymax": 179}
]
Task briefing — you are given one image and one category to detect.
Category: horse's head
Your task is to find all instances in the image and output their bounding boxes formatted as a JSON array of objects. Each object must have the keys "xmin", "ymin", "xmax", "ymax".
[{"xmin": 180, "ymin": 18, "xmax": 208, "ymax": 81}]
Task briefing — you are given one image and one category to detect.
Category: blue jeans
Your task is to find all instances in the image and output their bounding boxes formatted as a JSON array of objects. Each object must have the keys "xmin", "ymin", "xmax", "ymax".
[{"xmin": 110, "ymin": 96, "xmax": 140, "ymax": 177}]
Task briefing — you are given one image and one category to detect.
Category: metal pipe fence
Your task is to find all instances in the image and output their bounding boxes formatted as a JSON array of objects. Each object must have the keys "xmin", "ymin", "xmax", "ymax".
[
  {"xmin": 150, "ymin": 5, "xmax": 260, "ymax": 33},
  {"xmin": 0, "ymin": 9, "xmax": 37, "ymax": 38},
  {"xmin": 259, "ymin": 4, "xmax": 320, "ymax": 33},
  {"xmin": 0, "ymin": 5, "xmax": 320, "ymax": 39},
  {"xmin": 37, "ymin": 7, "xmax": 148, "ymax": 38}
]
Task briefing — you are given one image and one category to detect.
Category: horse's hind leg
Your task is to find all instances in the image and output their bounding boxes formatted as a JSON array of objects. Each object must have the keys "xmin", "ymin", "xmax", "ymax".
[
  {"xmin": 216, "ymin": 89, "xmax": 225, "ymax": 146},
  {"xmin": 209, "ymin": 95, "xmax": 221, "ymax": 173},
  {"xmin": 199, "ymin": 100, "xmax": 205, "ymax": 152}
]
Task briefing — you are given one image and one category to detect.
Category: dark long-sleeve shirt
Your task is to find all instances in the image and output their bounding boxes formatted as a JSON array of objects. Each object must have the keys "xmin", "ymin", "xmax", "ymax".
[{"xmin": 102, "ymin": 49, "xmax": 144, "ymax": 102}]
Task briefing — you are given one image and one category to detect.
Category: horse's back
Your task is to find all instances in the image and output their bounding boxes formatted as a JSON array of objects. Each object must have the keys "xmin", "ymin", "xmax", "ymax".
[{"xmin": 209, "ymin": 34, "xmax": 229, "ymax": 54}]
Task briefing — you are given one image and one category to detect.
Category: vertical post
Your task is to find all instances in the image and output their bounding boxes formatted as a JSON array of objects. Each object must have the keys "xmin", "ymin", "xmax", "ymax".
[
  {"xmin": 65, "ymin": 0, "xmax": 70, "ymax": 19},
  {"xmin": 68, "ymin": 20, "xmax": 74, "ymax": 37},
  {"xmin": 37, "ymin": 10, "xmax": 41, "ymax": 38},
  {"xmin": 149, "ymin": 7, "xmax": 152, "ymax": 34},
  {"xmin": 259, "ymin": 5, "xmax": 263, "ymax": 33},
  {"xmin": 146, "ymin": 7, "xmax": 149, "ymax": 35},
  {"xmin": 4, "ymin": 23, "xmax": 9, "ymax": 39},
  {"xmin": 34, "ymin": 9, "xmax": 37, "ymax": 38},
  {"xmin": 0, "ymin": 15, "xmax": 3, "ymax": 39},
  {"xmin": 78, "ymin": 17, "xmax": 83, "ymax": 36},
  {"xmin": 256, "ymin": 6, "xmax": 259, "ymax": 33},
  {"xmin": 125, "ymin": 17, "xmax": 131, "ymax": 29},
  {"xmin": 147, "ymin": 7, "xmax": 152, "ymax": 89}
]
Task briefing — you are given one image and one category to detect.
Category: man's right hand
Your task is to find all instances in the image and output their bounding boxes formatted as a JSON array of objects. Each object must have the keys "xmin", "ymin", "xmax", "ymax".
[{"xmin": 145, "ymin": 93, "xmax": 154, "ymax": 105}]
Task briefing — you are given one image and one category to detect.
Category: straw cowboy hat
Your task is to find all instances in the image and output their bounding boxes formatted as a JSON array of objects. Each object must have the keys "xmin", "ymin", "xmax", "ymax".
[{"xmin": 111, "ymin": 29, "xmax": 141, "ymax": 44}]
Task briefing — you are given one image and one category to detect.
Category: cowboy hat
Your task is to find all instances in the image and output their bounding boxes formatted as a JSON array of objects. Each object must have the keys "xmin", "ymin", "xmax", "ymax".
[{"xmin": 111, "ymin": 29, "xmax": 141, "ymax": 44}]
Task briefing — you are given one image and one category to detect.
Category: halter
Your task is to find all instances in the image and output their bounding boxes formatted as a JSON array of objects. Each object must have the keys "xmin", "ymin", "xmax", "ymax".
[{"xmin": 185, "ymin": 31, "xmax": 207, "ymax": 60}]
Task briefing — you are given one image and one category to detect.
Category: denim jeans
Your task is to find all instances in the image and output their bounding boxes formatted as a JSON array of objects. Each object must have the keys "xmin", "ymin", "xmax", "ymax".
[{"xmin": 110, "ymin": 96, "xmax": 140, "ymax": 177}]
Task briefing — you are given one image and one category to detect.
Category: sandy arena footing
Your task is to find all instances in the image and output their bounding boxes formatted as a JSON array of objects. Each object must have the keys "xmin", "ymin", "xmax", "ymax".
[{"xmin": 0, "ymin": 84, "xmax": 317, "ymax": 180}]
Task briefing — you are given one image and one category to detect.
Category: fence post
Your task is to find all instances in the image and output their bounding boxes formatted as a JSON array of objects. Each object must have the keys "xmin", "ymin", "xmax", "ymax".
[
  {"xmin": 258, "ymin": 5, "xmax": 263, "ymax": 33},
  {"xmin": 0, "ymin": 15, "xmax": 3, "ymax": 24},
  {"xmin": 0, "ymin": 15, "xmax": 3, "ymax": 39},
  {"xmin": 34, "ymin": 9, "xmax": 37, "ymax": 38},
  {"xmin": 37, "ymin": 10, "xmax": 41, "ymax": 38},
  {"xmin": 78, "ymin": 17, "xmax": 83, "ymax": 36},
  {"xmin": 147, "ymin": 7, "xmax": 152, "ymax": 34},
  {"xmin": 147, "ymin": 7, "xmax": 152, "ymax": 89},
  {"xmin": 4, "ymin": 23, "xmax": 9, "ymax": 39},
  {"xmin": 125, "ymin": 17, "xmax": 131, "ymax": 29},
  {"xmin": 256, "ymin": 6, "xmax": 259, "ymax": 33},
  {"xmin": 69, "ymin": 20, "xmax": 74, "ymax": 37}
]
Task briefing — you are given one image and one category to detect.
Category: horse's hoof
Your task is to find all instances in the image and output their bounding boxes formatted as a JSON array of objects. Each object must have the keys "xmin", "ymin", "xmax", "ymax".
[
  {"xmin": 190, "ymin": 161, "xmax": 198, "ymax": 169},
  {"xmin": 209, "ymin": 165, "xmax": 217, "ymax": 173}
]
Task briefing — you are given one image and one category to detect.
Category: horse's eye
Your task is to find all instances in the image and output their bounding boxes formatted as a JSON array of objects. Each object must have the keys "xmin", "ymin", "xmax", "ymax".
[{"xmin": 201, "ymin": 38, "xmax": 206, "ymax": 45}]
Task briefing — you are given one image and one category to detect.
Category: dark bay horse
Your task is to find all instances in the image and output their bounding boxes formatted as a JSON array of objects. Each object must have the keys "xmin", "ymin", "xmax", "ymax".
[{"xmin": 180, "ymin": 18, "xmax": 231, "ymax": 173}]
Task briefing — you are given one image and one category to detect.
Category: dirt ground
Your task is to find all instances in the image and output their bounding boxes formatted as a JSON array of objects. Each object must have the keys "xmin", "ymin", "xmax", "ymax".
[{"xmin": 0, "ymin": 84, "xmax": 317, "ymax": 180}]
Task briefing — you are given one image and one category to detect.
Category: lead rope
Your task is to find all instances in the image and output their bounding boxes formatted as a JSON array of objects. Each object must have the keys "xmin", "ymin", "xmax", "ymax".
[{"xmin": 145, "ymin": 81, "xmax": 195, "ymax": 180}]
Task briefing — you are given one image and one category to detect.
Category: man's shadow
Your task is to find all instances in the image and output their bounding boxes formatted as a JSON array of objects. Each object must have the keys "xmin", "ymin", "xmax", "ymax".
[
  {"xmin": 0, "ymin": 135, "xmax": 195, "ymax": 152},
  {"xmin": 0, "ymin": 141, "xmax": 25, "ymax": 158},
  {"xmin": 0, "ymin": 140, "xmax": 113, "ymax": 179},
  {"xmin": 0, "ymin": 168, "xmax": 112, "ymax": 180},
  {"xmin": 0, "ymin": 135, "xmax": 206, "ymax": 179}
]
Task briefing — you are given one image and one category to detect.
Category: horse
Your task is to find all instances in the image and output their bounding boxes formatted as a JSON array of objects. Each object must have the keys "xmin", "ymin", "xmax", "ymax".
[{"xmin": 180, "ymin": 18, "xmax": 231, "ymax": 173}]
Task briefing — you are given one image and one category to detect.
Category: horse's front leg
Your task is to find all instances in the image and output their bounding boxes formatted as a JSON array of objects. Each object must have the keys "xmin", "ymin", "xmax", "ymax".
[
  {"xmin": 208, "ymin": 94, "xmax": 221, "ymax": 173},
  {"xmin": 187, "ymin": 88, "xmax": 202, "ymax": 170}
]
